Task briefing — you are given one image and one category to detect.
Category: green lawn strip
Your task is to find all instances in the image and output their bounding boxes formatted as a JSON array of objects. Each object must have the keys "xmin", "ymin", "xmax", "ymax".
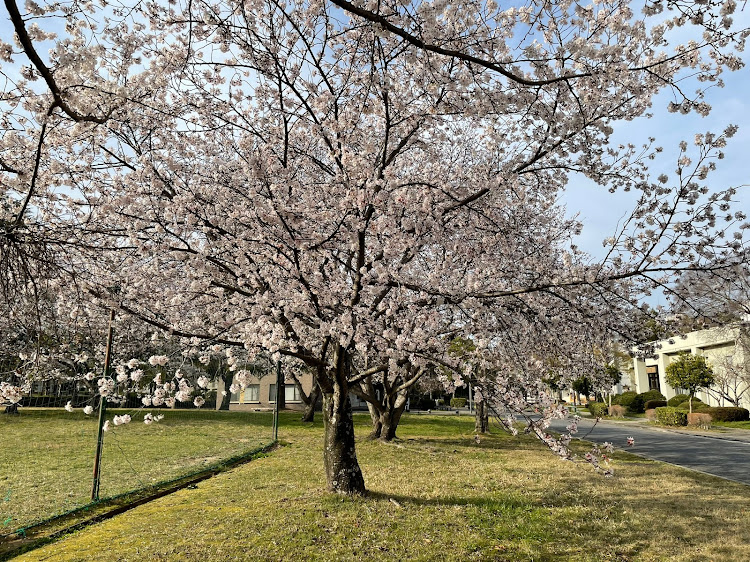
[
  {"xmin": 0, "ymin": 441, "xmax": 277, "ymax": 561},
  {"xmin": 0, "ymin": 409, "xmax": 273, "ymax": 535},
  {"xmin": 13, "ymin": 412, "xmax": 750, "ymax": 561},
  {"xmin": 713, "ymin": 420, "xmax": 750, "ymax": 430}
]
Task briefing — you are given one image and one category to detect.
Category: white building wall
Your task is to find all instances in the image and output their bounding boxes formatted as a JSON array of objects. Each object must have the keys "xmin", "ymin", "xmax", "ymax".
[{"xmin": 632, "ymin": 325, "xmax": 750, "ymax": 408}]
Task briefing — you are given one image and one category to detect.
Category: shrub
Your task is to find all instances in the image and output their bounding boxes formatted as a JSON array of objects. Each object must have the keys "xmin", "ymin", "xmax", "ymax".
[
  {"xmin": 608, "ymin": 405, "xmax": 626, "ymax": 418},
  {"xmin": 587, "ymin": 402, "xmax": 608, "ymax": 418},
  {"xmin": 687, "ymin": 413, "xmax": 712, "ymax": 429},
  {"xmin": 631, "ymin": 390, "xmax": 666, "ymax": 413},
  {"xmin": 655, "ymin": 407, "xmax": 687, "ymax": 426},
  {"xmin": 640, "ymin": 390, "xmax": 667, "ymax": 402},
  {"xmin": 677, "ymin": 398, "xmax": 705, "ymax": 411},
  {"xmin": 667, "ymin": 394, "xmax": 690, "ymax": 407},
  {"xmin": 412, "ymin": 396, "xmax": 435, "ymax": 410},
  {"xmin": 616, "ymin": 391, "xmax": 638, "ymax": 411},
  {"xmin": 645, "ymin": 408, "xmax": 658, "ymax": 421},
  {"xmin": 704, "ymin": 407, "xmax": 750, "ymax": 422},
  {"xmin": 644, "ymin": 400, "xmax": 667, "ymax": 410},
  {"xmin": 610, "ymin": 393, "xmax": 621, "ymax": 404},
  {"xmin": 450, "ymin": 398, "xmax": 467, "ymax": 408}
]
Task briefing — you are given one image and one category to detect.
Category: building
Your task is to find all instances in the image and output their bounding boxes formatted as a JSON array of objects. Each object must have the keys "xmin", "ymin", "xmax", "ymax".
[
  {"xmin": 632, "ymin": 324, "xmax": 750, "ymax": 408},
  {"xmin": 215, "ymin": 370, "xmax": 369, "ymax": 411}
]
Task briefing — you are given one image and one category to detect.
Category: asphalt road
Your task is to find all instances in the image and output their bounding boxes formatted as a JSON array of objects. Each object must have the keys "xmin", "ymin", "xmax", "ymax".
[{"xmin": 546, "ymin": 417, "xmax": 750, "ymax": 486}]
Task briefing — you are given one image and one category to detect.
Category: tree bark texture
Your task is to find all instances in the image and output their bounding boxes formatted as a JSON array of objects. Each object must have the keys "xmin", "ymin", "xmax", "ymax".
[
  {"xmin": 322, "ymin": 388, "xmax": 366, "ymax": 495},
  {"xmin": 364, "ymin": 387, "xmax": 407, "ymax": 441},
  {"xmin": 475, "ymin": 400, "xmax": 489, "ymax": 433},
  {"xmin": 301, "ymin": 383, "xmax": 321, "ymax": 422},
  {"xmin": 366, "ymin": 401, "xmax": 383, "ymax": 439},
  {"xmin": 219, "ymin": 372, "xmax": 233, "ymax": 410}
]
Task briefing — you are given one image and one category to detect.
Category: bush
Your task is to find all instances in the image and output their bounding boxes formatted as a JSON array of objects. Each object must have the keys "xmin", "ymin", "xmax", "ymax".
[
  {"xmin": 640, "ymin": 389, "xmax": 667, "ymax": 402},
  {"xmin": 411, "ymin": 396, "xmax": 435, "ymax": 410},
  {"xmin": 587, "ymin": 402, "xmax": 608, "ymax": 418},
  {"xmin": 645, "ymin": 408, "xmax": 658, "ymax": 421},
  {"xmin": 655, "ymin": 407, "xmax": 687, "ymax": 426},
  {"xmin": 704, "ymin": 407, "xmax": 750, "ymax": 422},
  {"xmin": 677, "ymin": 398, "xmax": 706, "ymax": 411},
  {"xmin": 450, "ymin": 398, "xmax": 467, "ymax": 408},
  {"xmin": 608, "ymin": 405, "xmax": 626, "ymax": 418},
  {"xmin": 667, "ymin": 394, "xmax": 690, "ymax": 407},
  {"xmin": 687, "ymin": 413, "xmax": 712, "ymax": 429},
  {"xmin": 615, "ymin": 391, "xmax": 638, "ymax": 410},
  {"xmin": 630, "ymin": 390, "xmax": 666, "ymax": 414},
  {"xmin": 644, "ymin": 400, "xmax": 667, "ymax": 410}
]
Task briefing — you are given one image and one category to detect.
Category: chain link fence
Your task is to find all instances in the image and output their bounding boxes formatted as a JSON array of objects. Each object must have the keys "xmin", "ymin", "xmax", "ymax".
[{"xmin": 0, "ymin": 405, "xmax": 274, "ymax": 538}]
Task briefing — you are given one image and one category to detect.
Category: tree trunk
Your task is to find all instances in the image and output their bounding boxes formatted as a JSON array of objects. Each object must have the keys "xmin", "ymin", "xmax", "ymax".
[
  {"xmin": 301, "ymin": 383, "xmax": 321, "ymax": 423},
  {"xmin": 379, "ymin": 401, "xmax": 406, "ymax": 441},
  {"xmin": 366, "ymin": 401, "xmax": 382, "ymax": 439},
  {"xmin": 218, "ymin": 372, "xmax": 233, "ymax": 410},
  {"xmin": 475, "ymin": 400, "xmax": 489, "ymax": 433},
  {"xmin": 4, "ymin": 403, "xmax": 19, "ymax": 415},
  {"xmin": 322, "ymin": 388, "xmax": 366, "ymax": 495}
]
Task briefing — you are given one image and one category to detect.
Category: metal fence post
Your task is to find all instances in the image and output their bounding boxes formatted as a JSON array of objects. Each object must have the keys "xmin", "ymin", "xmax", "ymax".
[
  {"xmin": 91, "ymin": 309, "xmax": 115, "ymax": 501},
  {"xmin": 272, "ymin": 360, "xmax": 281, "ymax": 441}
]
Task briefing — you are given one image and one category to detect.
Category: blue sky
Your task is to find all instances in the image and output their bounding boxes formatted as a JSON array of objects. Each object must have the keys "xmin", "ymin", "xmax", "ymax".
[{"xmin": 563, "ymin": 8, "xmax": 750, "ymax": 268}]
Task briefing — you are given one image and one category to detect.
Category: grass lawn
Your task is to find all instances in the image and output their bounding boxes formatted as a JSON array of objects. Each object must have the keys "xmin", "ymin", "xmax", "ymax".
[
  {"xmin": 9, "ymin": 412, "xmax": 750, "ymax": 561},
  {"xmin": 714, "ymin": 420, "xmax": 750, "ymax": 430},
  {"xmin": 0, "ymin": 409, "xmax": 273, "ymax": 535}
]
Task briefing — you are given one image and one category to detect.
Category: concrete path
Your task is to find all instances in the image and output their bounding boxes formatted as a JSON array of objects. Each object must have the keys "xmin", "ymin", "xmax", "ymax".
[{"xmin": 546, "ymin": 416, "xmax": 750, "ymax": 486}]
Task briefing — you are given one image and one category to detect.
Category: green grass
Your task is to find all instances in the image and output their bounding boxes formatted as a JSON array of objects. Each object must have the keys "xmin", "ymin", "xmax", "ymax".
[
  {"xmin": 0, "ymin": 409, "xmax": 273, "ymax": 535},
  {"xmin": 714, "ymin": 420, "xmax": 750, "ymax": 430},
  {"xmin": 10, "ymin": 412, "xmax": 750, "ymax": 561}
]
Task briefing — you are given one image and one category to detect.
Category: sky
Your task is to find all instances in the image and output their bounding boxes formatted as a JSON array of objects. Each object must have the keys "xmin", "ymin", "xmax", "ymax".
[{"xmin": 561, "ymin": 8, "xmax": 750, "ymax": 266}]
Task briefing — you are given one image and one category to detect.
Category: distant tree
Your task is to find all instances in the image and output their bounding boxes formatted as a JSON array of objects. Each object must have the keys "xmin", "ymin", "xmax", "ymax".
[
  {"xmin": 665, "ymin": 353, "xmax": 715, "ymax": 413},
  {"xmin": 670, "ymin": 263, "xmax": 750, "ymax": 330},
  {"xmin": 704, "ymin": 328, "xmax": 750, "ymax": 407},
  {"xmin": 572, "ymin": 376, "xmax": 593, "ymax": 404}
]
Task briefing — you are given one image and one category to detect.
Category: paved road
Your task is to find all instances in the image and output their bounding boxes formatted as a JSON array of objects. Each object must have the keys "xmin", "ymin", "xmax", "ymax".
[{"xmin": 546, "ymin": 417, "xmax": 750, "ymax": 486}]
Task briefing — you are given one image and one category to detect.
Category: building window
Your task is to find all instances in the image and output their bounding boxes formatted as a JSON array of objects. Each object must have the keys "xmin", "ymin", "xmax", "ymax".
[
  {"xmin": 285, "ymin": 385, "xmax": 301, "ymax": 402},
  {"xmin": 269, "ymin": 384, "xmax": 276, "ymax": 402},
  {"xmin": 230, "ymin": 388, "xmax": 241, "ymax": 403},
  {"xmin": 244, "ymin": 384, "xmax": 260, "ymax": 403},
  {"xmin": 646, "ymin": 365, "xmax": 660, "ymax": 391}
]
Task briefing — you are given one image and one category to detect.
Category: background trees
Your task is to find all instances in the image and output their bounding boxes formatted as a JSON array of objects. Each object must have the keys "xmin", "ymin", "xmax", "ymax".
[{"xmin": 1, "ymin": 0, "xmax": 748, "ymax": 493}]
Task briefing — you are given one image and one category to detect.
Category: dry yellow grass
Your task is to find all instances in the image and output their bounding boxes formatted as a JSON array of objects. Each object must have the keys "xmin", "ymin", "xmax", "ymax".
[{"xmin": 12, "ymin": 413, "xmax": 750, "ymax": 561}]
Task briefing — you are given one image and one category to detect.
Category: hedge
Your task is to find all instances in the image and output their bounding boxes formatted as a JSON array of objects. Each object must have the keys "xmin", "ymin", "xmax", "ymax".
[
  {"xmin": 615, "ymin": 391, "xmax": 638, "ymax": 410},
  {"xmin": 629, "ymin": 390, "xmax": 666, "ymax": 413},
  {"xmin": 655, "ymin": 407, "xmax": 687, "ymax": 426},
  {"xmin": 644, "ymin": 400, "xmax": 667, "ymax": 410},
  {"xmin": 687, "ymin": 413, "xmax": 712, "ymax": 428},
  {"xmin": 677, "ymin": 398, "xmax": 707, "ymax": 411},
  {"xmin": 608, "ymin": 405, "xmax": 626, "ymax": 418},
  {"xmin": 704, "ymin": 407, "xmax": 750, "ymax": 422},
  {"xmin": 587, "ymin": 402, "xmax": 608, "ymax": 418},
  {"xmin": 667, "ymin": 394, "xmax": 690, "ymax": 407},
  {"xmin": 450, "ymin": 398, "xmax": 467, "ymax": 408}
]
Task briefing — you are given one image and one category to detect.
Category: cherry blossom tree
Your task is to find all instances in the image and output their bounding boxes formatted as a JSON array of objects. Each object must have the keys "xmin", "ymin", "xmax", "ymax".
[{"xmin": 1, "ymin": 0, "xmax": 748, "ymax": 494}]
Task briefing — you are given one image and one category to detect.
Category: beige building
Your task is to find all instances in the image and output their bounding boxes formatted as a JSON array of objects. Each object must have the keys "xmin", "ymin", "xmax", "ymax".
[
  {"xmin": 215, "ymin": 371, "xmax": 369, "ymax": 411},
  {"xmin": 632, "ymin": 325, "xmax": 750, "ymax": 408},
  {"xmin": 216, "ymin": 372, "xmax": 310, "ymax": 411}
]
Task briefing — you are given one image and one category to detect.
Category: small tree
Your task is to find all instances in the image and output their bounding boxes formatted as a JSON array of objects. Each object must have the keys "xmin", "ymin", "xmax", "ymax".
[
  {"xmin": 571, "ymin": 376, "xmax": 593, "ymax": 405},
  {"xmin": 665, "ymin": 353, "xmax": 715, "ymax": 413}
]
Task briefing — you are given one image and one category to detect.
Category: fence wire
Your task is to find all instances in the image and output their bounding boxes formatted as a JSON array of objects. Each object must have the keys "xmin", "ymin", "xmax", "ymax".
[{"xmin": 0, "ymin": 405, "xmax": 274, "ymax": 538}]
